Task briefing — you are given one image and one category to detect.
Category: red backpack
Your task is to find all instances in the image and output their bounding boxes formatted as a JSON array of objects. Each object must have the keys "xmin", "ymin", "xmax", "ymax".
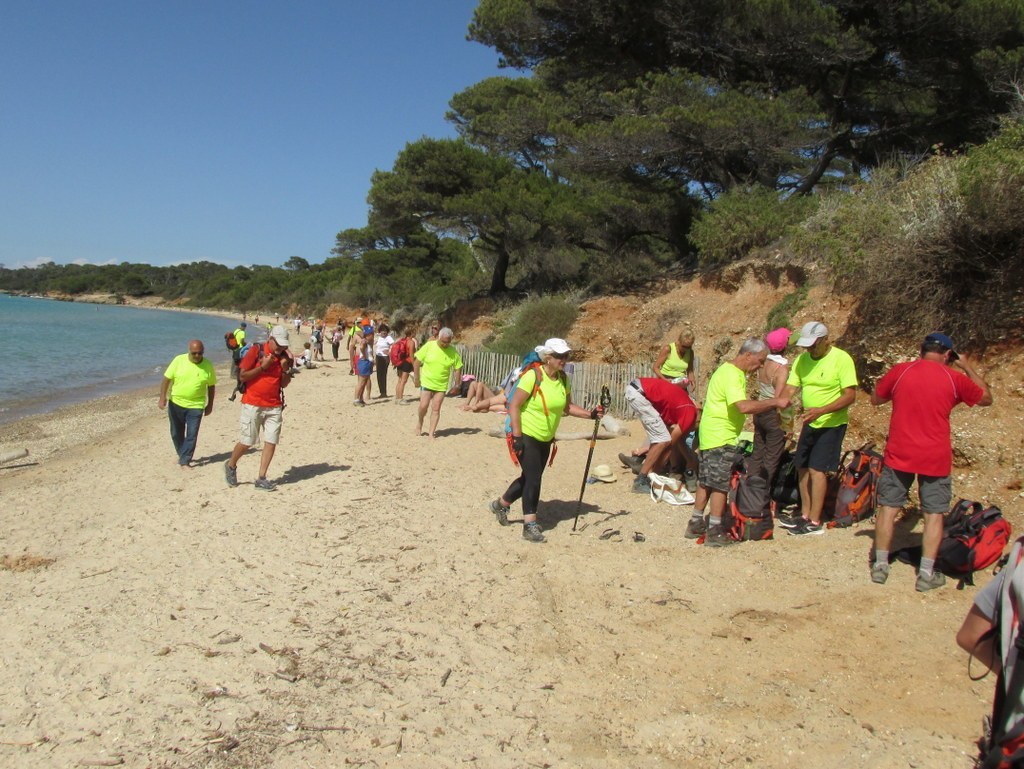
[
  {"xmin": 827, "ymin": 443, "xmax": 884, "ymax": 529},
  {"xmin": 389, "ymin": 337, "xmax": 410, "ymax": 366},
  {"xmin": 725, "ymin": 460, "xmax": 774, "ymax": 541},
  {"xmin": 938, "ymin": 500, "xmax": 1011, "ymax": 581}
]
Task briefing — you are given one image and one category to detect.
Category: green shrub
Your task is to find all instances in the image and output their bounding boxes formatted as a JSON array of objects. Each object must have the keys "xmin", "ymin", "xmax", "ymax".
[
  {"xmin": 765, "ymin": 284, "xmax": 808, "ymax": 331},
  {"xmin": 690, "ymin": 187, "xmax": 818, "ymax": 267},
  {"xmin": 486, "ymin": 295, "xmax": 579, "ymax": 355}
]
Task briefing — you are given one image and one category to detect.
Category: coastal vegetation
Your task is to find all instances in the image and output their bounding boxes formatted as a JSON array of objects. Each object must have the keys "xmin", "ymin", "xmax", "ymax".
[{"xmin": 1, "ymin": 1, "xmax": 1022, "ymax": 347}]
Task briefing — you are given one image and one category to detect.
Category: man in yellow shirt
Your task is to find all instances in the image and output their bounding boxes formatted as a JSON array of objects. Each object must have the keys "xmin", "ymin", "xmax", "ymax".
[
  {"xmin": 159, "ymin": 340, "xmax": 217, "ymax": 469},
  {"xmin": 780, "ymin": 321, "xmax": 858, "ymax": 535}
]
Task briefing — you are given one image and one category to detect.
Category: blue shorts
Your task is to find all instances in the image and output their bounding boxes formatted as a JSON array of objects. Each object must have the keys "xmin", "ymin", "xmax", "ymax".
[{"xmin": 357, "ymin": 359, "xmax": 373, "ymax": 377}]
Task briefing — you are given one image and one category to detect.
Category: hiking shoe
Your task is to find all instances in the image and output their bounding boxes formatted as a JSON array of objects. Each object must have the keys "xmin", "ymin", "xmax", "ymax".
[
  {"xmin": 490, "ymin": 499, "xmax": 510, "ymax": 527},
  {"xmin": 632, "ymin": 474, "xmax": 652, "ymax": 494},
  {"xmin": 254, "ymin": 477, "xmax": 276, "ymax": 491},
  {"xmin": 684, "ymin": 469, "xmax": 698, "ymax": 493},
  {"xmin": 224, "ymin": 461, "xmax": 238, "ymax": 488},
  {"xmin": 776, "ymin": 512, "xmax": 802, "ymax": 529},
  {"xmin": 916, "ymin": 571, "xmax": 946, "ymax": 593},
  {"xmin": 618, "ymin": 453, "xmax": 644, "ymax": 474},
  {"xmin": 788, "ymin": 519, "xmax": 824, "ymax": 536},
  {"xmin": 704, "ymin": 525, "xmax": 737, "ymax": 548},
  {"xmin": 684, "ymin": 516, "xmax": 707, "ymax": 540},
  {"xmin": 871, "ymin": 562, "xmax": 890, "ymax": 584},
  {"xmin": 522, "ymin": 522, "xmax": 545, "ymax": 543}
]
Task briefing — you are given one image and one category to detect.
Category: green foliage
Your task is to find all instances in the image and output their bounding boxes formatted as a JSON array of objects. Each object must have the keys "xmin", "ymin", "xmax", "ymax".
[
  {"xmin": 690, "ymin": 187, "xmax": 818, "ymax": 267},
  {"xmin": 765, "ymin": 285, "xmax": 808, "ymax": 332},
  {"xmin": 486, "ymin": 295, "xmax": 579, "ymax": 355}
]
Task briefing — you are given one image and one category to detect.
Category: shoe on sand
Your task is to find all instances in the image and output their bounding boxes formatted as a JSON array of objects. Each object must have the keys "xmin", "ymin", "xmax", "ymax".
[
  {"xmin": 871, "ymin": 562, "xmax": 890, "ymax": 584},
  {"xmin": 224, "ymin": 461, "xmax": 238, "ymax": 488},
  {"xmin": 522, "ymin": 522, "xmax": 545, "ymax": 543},
  {"xmin": 490, "ymin": 499, "xmax": 510, "ymax": 526},
  {"xmin": 915, "ymin": 571, "xmax": 946, "ymax": 592}
]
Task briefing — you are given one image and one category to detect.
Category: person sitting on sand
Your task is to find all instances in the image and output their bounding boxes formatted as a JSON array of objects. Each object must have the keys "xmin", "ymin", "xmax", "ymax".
[{"xmin": 461, "ymin": 379, "xmax": 508, "ymax": 413}]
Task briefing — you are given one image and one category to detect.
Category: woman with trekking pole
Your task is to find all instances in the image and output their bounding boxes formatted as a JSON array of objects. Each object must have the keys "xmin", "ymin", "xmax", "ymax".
[{"xmin": 488, "ymin": 338, "xmax": 605, "ymax": 543}]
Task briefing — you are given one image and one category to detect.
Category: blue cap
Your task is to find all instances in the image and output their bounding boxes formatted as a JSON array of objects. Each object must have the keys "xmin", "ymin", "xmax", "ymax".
[{"xmin": 924, "ymin": 332, "xmax": 959, "ymax": 360}]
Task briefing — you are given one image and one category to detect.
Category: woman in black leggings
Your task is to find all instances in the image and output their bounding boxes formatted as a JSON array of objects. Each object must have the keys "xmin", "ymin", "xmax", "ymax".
[{"xmin": 489, "ymin": 338, "xmax": 602, "ymax": 543}]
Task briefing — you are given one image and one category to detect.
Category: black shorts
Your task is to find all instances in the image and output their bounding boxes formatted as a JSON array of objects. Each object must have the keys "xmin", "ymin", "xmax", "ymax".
[
  {"xmin": 793, "ymin": 423, "xmax": 847, "ymax": 473},
  {"xmin": 396, "ymin": 361, "xmax": 413, "ymax": 374}
]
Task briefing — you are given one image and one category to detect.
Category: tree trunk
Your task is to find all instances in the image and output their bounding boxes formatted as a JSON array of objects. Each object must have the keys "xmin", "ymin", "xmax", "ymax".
[{"xmin": 489, "ymin": 247, "xmax": 510, "ymax": 294}]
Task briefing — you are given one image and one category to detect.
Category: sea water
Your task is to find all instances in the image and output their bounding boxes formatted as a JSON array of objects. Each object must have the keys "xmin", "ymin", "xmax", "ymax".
[{"xmin": 0, "ymin": 294, "xmax": 253, "ymax": 424}]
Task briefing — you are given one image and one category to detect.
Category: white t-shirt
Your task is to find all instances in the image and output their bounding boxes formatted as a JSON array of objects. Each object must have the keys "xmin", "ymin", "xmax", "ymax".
[{"xmin": 374, "ymin": 334, "xmax": 394, "ymax": 358}]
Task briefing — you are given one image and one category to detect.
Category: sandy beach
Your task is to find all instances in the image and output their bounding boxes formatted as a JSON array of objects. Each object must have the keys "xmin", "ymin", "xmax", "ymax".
[{"xmin": 0, "ymin": 353, "xmax": 1003, "ymax": 768}]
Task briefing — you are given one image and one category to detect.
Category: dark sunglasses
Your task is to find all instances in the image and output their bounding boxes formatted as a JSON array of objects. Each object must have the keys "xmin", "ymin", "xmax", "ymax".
[{"xmin": 551, "ymin": 351, "xmax": 569, "ymax": 360}]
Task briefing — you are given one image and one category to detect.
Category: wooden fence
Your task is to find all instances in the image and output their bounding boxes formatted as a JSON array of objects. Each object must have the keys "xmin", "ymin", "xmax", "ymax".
[{"xmin": 454, "ymin": 346, "xmax": 703, "ymax": 418}]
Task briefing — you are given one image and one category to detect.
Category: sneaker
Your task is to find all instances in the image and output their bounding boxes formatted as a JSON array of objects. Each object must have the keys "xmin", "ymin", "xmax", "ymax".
[
  {"xmin": 353, "ymin": 399, "xmax": 366, "ymax": 407},
  {"xmin": 632, "ymin": 474, "xmax": 652, "ymax": 494},
  {"xmin": 618, "ymin": 453, "xmax": 644, "ymax": 474},
  {"xmin": 704, "ymin": 524, "xmax": 737, "ymax": 547},
  {"xmin": 776, "ymin": 512, "xmax": 803, "ymax": 529},
  {"xmin": 915, "ymin": 571, "xmax": 946, "ymax": 592},
  {"xmin": 788, "ymin": 519, "xmax": 824, "ymax": 536},
  {"xmin": 684, "ymin": 469, "xmax": 698, "ymax": 493},
  {"xmin": 254, "ymin": 477, "xmax": 276, "ymax": 491},
  {"xmin": 522, "ymin": 521, "xmax": 545, "ymax": 543},
  {"xmin": 684, "ymin": 516, "xmax": 707, "ymax": 539},
  {"xmin": 224, "ymin": 461, "xmax": 238, "ymax": 488},
  {"xmin": 490, "ymin": 499, "xmax": 510, "ymax": 527},
  {"xmin": 871, "ymin": 562, "xmax": 890, "ymax": 584}
]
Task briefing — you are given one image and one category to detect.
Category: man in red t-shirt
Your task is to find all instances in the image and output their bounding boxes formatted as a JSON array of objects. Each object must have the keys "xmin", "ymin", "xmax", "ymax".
[
  {"xmin": 624, "ymin": 376, "xmax": 699, "ymax": 494},
  {"xmin": 224, "ymin": 325, "xmax": 293, "ymax": 491},
  {"xmin": 870, "ymin": 333, "xmax": 992, "ymax": 592}
]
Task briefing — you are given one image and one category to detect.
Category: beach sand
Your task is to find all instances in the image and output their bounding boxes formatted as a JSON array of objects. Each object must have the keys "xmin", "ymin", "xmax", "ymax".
[{"xmin": 0, "ymin": 357, "xmax": 996, "ymax": 768}]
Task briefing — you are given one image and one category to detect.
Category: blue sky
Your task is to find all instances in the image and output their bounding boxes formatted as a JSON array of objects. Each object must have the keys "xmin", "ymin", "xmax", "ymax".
[{"xmin": 0, "ymin": 1, "xmax": 508, "ymax": 269}]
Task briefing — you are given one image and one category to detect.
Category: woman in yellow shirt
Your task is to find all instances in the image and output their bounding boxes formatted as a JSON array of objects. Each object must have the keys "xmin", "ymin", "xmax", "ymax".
[
  {"xmin": 489, "ymin": 338, "xmax": 603, "ymax": 543},
  {"xmin": 654, "ymin": 330, "xmax": 695, "ymax": 384}
]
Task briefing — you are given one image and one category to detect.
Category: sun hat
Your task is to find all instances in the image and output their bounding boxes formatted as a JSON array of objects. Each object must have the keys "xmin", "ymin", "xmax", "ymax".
[
  {"xmin": 795, "ymin": 321, "xmax": 828, "ymax": 347},
  {"xmin": 592, "ymin": 464, "xmax": 617, "ymax": 483},
  {"xmin": 270, "ymin": 325, "xmax": 290, "ymax": 347},
  {"xmin": 765, "ymin": 327, "xmax": 791, "ymax": 353},
  {"xmin": 924, "ymin": 332, "xmax": 959, "ymax": 361},
  {"xmin": 544, "ymin": 338, "xmax": 572, "ymax": 355}
]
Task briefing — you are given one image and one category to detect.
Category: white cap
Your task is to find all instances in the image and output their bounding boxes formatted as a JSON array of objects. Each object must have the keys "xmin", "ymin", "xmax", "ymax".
[
  {"xmin": 270, "ymin": 325, "xmax": 290, "ymax": 347},
  {"xmin": 544, "ymin": 337, "xmax": 571, "ymax": 355},
  {"xmin": 795, "ymin": 321, "xmax": 828, "ymax": 347}
]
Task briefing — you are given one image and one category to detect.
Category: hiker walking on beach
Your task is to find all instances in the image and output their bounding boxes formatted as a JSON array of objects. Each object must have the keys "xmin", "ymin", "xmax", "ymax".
[
  {"xmin": 392, "ymin": 327, "xmax": 418, "ymax": 403},
  {"xmin": 353, "ymin": 327, "xmax": 374, "ymax": 406},
  {"xmin": 779, "ymin": 322, "xmax": 858, "ymax": 536},
  {"xmin": 227, "ymin": 321, "xmax": 247, "ymax": 402},
  {"xmin": 688, "ymin": 339, "xmax": 789, "ymax": 544},
  {"xmin": 159, "ymin": 340, "xmax": 216, "ymax": 469},
  {"xmin": 870, "ymin": 333, "xmax": 992, "ymax": 591},
  {"xmin": 746, "ymin": 327, "xmax": 793, "ymax": 490},
  {"xmin": 489, "ymin": 339, "xmax": 604, "ymax": 543},
  {"xmin": 624, "ymin": 376, "xmax": 698, "ymax": 495},
  {"xmin": 413, "ymin": 327, "xmax": 462, "ymax": 439},
  {"xmin": 224, "ymin": 325, "xmax": 292, "ymax": 491}
]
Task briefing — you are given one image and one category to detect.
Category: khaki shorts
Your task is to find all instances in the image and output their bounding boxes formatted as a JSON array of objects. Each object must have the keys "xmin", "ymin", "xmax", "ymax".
[
  {"xmin": 877, "ymin": 465, "xmax": 951, "ymax": 514},
  {"xmin": 239, "ymin": 404, "xmax": 283, "ymax": 446},
  {"xmin": 625, "ymin": 382, "xmax": 672, "ymax": 445}
]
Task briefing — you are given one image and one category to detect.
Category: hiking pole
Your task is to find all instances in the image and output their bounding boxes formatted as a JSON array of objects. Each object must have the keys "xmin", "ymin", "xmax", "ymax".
[{"xmin": 573, "ymin": 385, "xmax": 612, "ymax": 531}]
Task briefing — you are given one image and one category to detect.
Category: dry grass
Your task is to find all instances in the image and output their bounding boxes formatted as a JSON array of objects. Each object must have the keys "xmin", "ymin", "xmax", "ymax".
[{"xmin": 1, "ymin": 554, "xmax": 56, "ymax": 572}]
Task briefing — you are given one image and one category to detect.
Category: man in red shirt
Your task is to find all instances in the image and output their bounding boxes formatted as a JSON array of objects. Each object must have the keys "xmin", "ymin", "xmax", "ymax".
[
  {"xmin": 624, "ymin": 377, "xmax": 699, "ymax": 495},
  {"xmin": 224, "ymin": 325, "xmax": 293, "ymax": 491},
  {"xmin": 870, "ymin": 332, "xmax": 992, "ymax": 591}
]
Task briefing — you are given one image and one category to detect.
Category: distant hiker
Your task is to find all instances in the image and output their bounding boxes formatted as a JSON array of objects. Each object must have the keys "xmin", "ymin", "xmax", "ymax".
[
  {"xmin": 347, "ymin": 320, "xmax": 360, "ymax": 375},
  {"xmin": 311, "ymin": 323, "xmax": 325, "ymax": 362},
  {"xmin": 779, "ymin": 321, "xmax": 858, "ymax": 536},
  {"xmin": 353, "ymin": 327, "xmax": 375, "ymax": 406},
  {"xmin": 158, "ymin": 340, "xmax": 216, "ymax": 468},
  {"xmin": 392, "ymin": 327, "xmax": 418, "ymax": 403},
  {"xmin": 689, "ymin": 338, "xmax": 788, "ymax": 544},
  {"xmin": 746, "ymin": 327, "xmax": 792, "ymax": 490},
  {"xmin": 624, "ymin": 376, "xmax": 698, "ymax": 495},
  {"xmin": 654, "ymin": 330, "xmax": 696, "ymax": 388},
  {"xmin": 227, "ymin": 321, "xmax": 247, "ymax": 401},
  {"xmin": 331, "ymin": 323, "xmax": 344, "ymax": 361},
  {"xmin": 870, "ymin": 333, "xmax": 992, "ymax": 591},
  {"xmin": 413, "ymin": 327, "xmax": 462, "ymax": 438},
  {"xmin": 489, "ymin": 339, "xmax": 604, "ymax": 543},
  {"xmin": 224, "ymin": 325, "xmax": 292, "ymax": 491},
  {"xmin": 374, "ymin": 323, "xmax": 394, "ymax": 398}
]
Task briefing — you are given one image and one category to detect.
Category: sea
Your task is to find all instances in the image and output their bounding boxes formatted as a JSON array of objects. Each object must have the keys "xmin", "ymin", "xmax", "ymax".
[{"xmin": 0, "ymin": 293, "xmax": 253, "ymax": 425}]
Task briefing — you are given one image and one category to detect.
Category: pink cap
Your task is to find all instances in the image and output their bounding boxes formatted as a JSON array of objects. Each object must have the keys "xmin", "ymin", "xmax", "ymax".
[{"xmin": 765, "ymin": 327, "xmax": 791, "ymax": 353}]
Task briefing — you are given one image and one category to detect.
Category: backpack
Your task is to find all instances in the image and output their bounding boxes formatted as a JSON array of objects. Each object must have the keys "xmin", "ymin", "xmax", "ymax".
[
  {"xmin": 502, "ymin": 351, "xmax": 561, "ymax": 466},
  {"xmin": 770, "ymin": 450, "xmax": 800, "ymax": 511},
  {"xmin": 725, "ymin": 455, "xmax": 774, "ymax": 541},
  {"xmin": 390, "ymin": 337, "xmax": 410, "ymax": 366},
  {"xmin": 826, "ymin": 443, "xmax": 884, "ymax": 529},
  {"xmin": 225, "ymin": 331, "xmax": 240, "ymax": 351},
  {"xmin": 234, "ymin": 343, "xmax": 264, "ymax": 394}
]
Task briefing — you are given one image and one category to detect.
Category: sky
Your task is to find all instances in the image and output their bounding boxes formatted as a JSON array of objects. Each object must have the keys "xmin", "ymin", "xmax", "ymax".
[{"xmin": 0, "ymin": 1, "xmax": 510, "ymax": 269}]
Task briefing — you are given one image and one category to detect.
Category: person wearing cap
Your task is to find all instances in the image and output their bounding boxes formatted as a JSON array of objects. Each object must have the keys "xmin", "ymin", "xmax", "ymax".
[
  {"xmin": 623, "ymin": 376, "xmax": 699, "ymax": 495},
  {"xmin": 869, "ymin": 332, "xmax": 992, "ymax": 591},
  {"xmin": 227, "ymin": 321, "xmax": 248, "ymax": 401},
  {"xmin": 224, "ymin": 324, "xmax": 293, "ymax": 491},
  {"xmin": 689, "ymin": 338, "xmax": 789, "ymax": 545},
  {"xmin": 779, "ymin": 321, "xmax": 858, "ymax": 536},
  {"xmin": 746, "ymin": 327, "xmax": 793, "ymax": 495},
  {"xmin": 489, "ymin": 338, "xmax": 604, "ymax": 543},
  {"xmin": 412, "ymin": 327, "xmax": 463, "ymax": 439},
  {"xmin": 158, "ymin": 339, "xmax": 216, "ymax": 469}
]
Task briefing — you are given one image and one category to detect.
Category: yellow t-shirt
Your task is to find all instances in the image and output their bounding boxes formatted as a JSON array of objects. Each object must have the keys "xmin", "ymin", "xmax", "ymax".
[
  {"xmin": 698, "ymin": 362, "xmax": 747, "ymax": 451},
  {"xmin": 659, "ymin": 342, "xmax": 690, "ymax": 379},
  {"xmin": 414, "ymin": 340, "xmax": 463, "ymax": 392},
  {"xmin": 233, "ymin": 328, "xmax": 246, "ymax": 347},
  {"xmin": 517, "ymin": 367, "xmax": 569, "ymax": 443},
  {"xmin": 786, "ymin": 346, "xmax": 858, "ymax": 428},
  {"xmin": 163, "ymin": 354, "xmax": 217, "ymax": 409}
]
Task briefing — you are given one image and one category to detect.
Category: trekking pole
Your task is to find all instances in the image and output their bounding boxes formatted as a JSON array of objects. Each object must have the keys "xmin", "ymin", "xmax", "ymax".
[{"xmin": 573, "ymin": 385, "xmax": 611, "ymax": 531}]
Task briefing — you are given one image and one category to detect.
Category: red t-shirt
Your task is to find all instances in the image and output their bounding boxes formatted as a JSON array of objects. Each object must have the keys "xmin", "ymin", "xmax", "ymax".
[
  {"xmin": 874, "ymin": 359, "xmax": 985, "ymax": 476},
  {"xmin": 240, "ymin": 343, "xmax": 286, "ymax": 408},
  {"xmin": 640, "ymin": 378, "xmax": 697, "ymax": 433}
]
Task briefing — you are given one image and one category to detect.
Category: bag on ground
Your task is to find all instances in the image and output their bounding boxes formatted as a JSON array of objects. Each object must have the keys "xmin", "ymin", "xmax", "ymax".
[
  {"xmin": 649, "ymin": 473, "xmax": 695, "ymax": 506},
  {"xmin": 726, "ymin": 457, "xmax": 774, "ymax": 541},
  {"xmin": 827, "ymin": 443, "xmax": 884, "ymax": 528},
  {"xmin": 771, "ymin": 450, "xmax": 800, "ymax": 511}
]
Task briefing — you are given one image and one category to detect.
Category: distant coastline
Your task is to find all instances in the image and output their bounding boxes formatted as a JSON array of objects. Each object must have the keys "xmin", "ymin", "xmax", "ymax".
[{"xmin": 0, "ymin": 289, "xmax": 240, "ymax": 321}]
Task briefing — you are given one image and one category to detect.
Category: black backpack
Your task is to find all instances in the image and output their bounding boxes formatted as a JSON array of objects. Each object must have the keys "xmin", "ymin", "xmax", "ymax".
[
  {"xmin": 725, "ymin": 455, "xmax": 774, "ymax": 541},
  {"xmin": 770, "ymin": 450, "xmax": 800, "ymax": 511}
]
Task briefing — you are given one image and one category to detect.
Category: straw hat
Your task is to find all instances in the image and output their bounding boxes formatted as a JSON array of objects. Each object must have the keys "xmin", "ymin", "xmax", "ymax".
[{"xmin": 592, "ymin": 464, "xmax": 617, "ymax": 483}]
